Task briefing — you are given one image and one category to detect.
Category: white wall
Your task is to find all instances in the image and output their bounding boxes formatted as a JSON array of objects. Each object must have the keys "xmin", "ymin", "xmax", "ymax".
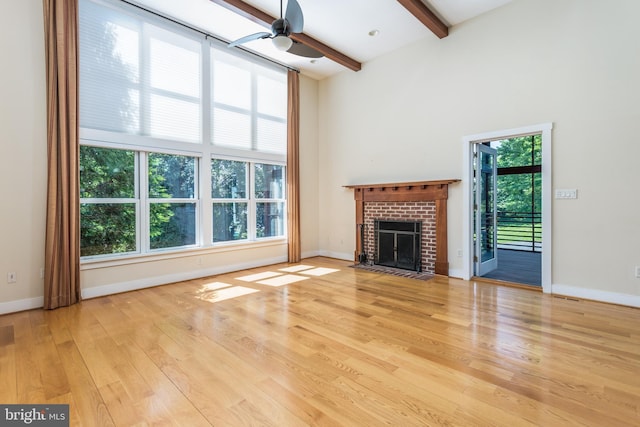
[
  {"xmin": 317, "ymin": 0, "xmax": 640, "ymax": 305},
  {"xmin": 0, "ymin": 0, "xmax": 321, "ymax": 313},
  {"xmin": 0, "ymin": 0, "xmax": 47, "ymax": 313}
]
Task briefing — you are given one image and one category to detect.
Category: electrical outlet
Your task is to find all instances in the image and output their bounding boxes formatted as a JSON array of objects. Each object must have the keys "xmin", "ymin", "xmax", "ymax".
[
  {"xmin": 635, "ymin": 266, "xmax": 640, "ymax": 278},
  {"xmin": 7, "ymin": 272, "xmax": 17, "ymax": 283},
  {"xmin": 457, "ymin": 249, "xmax": 463, "ymax": 258}
]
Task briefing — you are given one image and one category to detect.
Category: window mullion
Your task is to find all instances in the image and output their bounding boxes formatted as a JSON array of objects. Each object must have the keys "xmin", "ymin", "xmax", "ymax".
[
  {"xmin": 251, "ymin": 69, "xmax": 258, "ymax": 151},
  {"xmin": 194, "ymin": 156, "xmax": 203, "ymax": 248},
  {"xmin": 139, "ymin": 152, "xmax": 149, "ymax": 253},
  {"xmin": 201, "ymin": 41, "xmax": 213, "ymax": 247},
  {"xmin": 202, "ymin": 40, "xmax": 212, "ymax": 146},
  {"xmin": 141, "ymin": 23, "xmax": 151, "ymax": 136},
  {"xmin": 248, "ymin": 162, "xmax": 256, "ymax": 240},
  {"xmin": 201, "ymin": 157, "xmax": 213, "ymax": 246}
]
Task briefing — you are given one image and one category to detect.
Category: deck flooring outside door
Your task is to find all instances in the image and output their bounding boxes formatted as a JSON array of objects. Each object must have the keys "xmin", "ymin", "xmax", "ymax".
[{"xmin": 480, "ymin": 249, "xmax": 541, "ymax": 286}]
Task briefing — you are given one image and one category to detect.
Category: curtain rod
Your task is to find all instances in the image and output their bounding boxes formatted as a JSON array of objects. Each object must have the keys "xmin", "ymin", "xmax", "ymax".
[{"xmin": 118, "ymin": 0, "xmax": 300, "ymax": 73}]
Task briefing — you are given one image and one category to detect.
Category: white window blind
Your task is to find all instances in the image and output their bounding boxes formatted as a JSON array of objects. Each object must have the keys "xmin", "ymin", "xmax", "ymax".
[
  {"xmin": 79, "ymin": 0, "xmax": 202, "ymax": 144},
  {"xmin": 211, "ymin": 49, "xmax": 287, "ymax": 155}
]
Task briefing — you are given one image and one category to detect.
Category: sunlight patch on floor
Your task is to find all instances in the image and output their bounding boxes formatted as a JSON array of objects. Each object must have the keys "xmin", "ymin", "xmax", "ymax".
[
  {"xmin": 278, "ymin": 265, "xmax": 315, "ymax": 273},
  {"xmin": 198, "ymin": 281, "xmax": 233, "ymax": 292},
  {"xmin": 257, "ymin": 274, "xmax": 310, "ymax": 287},
  {"xmin": 299, "ymin": 267, "xmax": 340, "ymax": 276},
  {"xmin": 234, "ymin": 265, "xmax": 340, "ymax": 287},
  {"xmin": 236, "ymin": 271, "xmax": 283, "ymax": 282},
  {"xmin": 196, "ymin": 285, "xmax": 260, "ymax": 303}
]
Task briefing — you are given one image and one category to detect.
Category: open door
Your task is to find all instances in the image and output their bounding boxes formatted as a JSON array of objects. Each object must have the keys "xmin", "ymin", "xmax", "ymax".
[{"xmin": 475, "ymin": 144, "xmax": 498, "ymax": 276}]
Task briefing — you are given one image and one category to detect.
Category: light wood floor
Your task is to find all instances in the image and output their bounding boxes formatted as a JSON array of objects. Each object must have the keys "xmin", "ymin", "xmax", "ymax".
[{"xmin": 1, "ymin": 257, "xmax": 639, "ymax": 426}]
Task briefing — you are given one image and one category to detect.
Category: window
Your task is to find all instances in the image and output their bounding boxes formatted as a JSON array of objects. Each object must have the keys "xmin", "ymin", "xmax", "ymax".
[
  {"xmin": 211, "ymin": 159, "xmax": 248, "ymax": 242},
  {"xmin": 80, "ymin": 146, "xmax": 137, "ymax": 257},
  {"xmin": 79, "ymin": 0, "xmax": 287, "ymax": 259},
  {"xmin": 211, "ymin": 160, "xmax": 286, "ymax": 243},
  {"xmin": 148, "ymin": 153, "xmax": 198, "ymax": 250},
  {"xmin": 254, "ymin": 163, "xmax": 285, "ymax": 238},
  {"xmin": 211, "ymin": 50, "xmax": 287, "ymax": 154},
  {"xmin": 80, "ymin": 0, "xmax": 201, "ymax": 142}
]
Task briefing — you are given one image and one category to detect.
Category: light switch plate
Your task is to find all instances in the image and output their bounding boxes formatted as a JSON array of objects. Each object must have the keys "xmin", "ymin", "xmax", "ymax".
[{"xmin": 555, "ymin": 189, "xmax": 577, "ymax": 199}]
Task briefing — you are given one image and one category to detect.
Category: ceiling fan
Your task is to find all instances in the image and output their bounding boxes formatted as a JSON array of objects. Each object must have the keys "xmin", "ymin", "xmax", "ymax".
[{"xmin": 227, "ymin": 0, "xmax": 323, "ymax": 58}]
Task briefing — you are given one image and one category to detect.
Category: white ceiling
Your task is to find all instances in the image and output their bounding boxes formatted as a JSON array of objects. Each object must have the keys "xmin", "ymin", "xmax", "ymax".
[{"xmin": 130, "ymin": 0, "xmax": 514, "ymax": 79}]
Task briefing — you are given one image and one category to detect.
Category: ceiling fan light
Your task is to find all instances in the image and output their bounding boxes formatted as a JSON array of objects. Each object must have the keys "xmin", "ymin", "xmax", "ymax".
[{"xmin": 272, "ymin": 35, "xmax": 293, "ymax": 51}]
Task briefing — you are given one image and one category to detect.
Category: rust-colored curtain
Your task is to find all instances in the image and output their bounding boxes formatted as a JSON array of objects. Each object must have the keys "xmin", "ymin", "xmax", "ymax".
[
  {"xmin": 286, "ymin": 70, "xmax": 301, "ymax": 262},
  {"xmin": 43, "ymin": 0, "xmax": 81, "ymax": 309}
]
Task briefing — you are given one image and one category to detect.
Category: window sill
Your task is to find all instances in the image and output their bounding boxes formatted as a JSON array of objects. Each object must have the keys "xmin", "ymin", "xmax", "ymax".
[{"xmin": 80, "ymin": 238, "xmax": 287, "ymax": 271}]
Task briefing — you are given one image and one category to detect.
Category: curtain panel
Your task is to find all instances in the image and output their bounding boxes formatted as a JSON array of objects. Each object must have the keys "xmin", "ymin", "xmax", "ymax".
[
  {"xmin": 43, "ymin": 0, "xmax": 81, "ymax": 309},
  {"xmin": 286, "ymin": 70, "xmax": 301, "ymax": 263}
]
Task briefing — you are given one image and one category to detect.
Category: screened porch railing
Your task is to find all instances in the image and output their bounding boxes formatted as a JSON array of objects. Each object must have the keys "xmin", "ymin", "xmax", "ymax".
[{"xmin": 497, "ymin": 211, "xmax": 541, "ymax": 252}]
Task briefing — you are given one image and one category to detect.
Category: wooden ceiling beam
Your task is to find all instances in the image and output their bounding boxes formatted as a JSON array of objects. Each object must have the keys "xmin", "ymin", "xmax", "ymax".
[
  {"xmin": 289, "ymin": 33, "xmax": 361, "ymax": 72},
  {"xmin": 209, "ymin": 0, "xmax": 362, "ymax": 71},
  {"xmin": 397, "ymin": 0, "xmax": 449, "ymax": 39}
]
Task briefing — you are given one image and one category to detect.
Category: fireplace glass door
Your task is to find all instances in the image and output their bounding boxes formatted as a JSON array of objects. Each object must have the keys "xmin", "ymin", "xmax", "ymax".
[{"xmin": 375, "ymin": 220, "xmax": 421, "ymax": 271}]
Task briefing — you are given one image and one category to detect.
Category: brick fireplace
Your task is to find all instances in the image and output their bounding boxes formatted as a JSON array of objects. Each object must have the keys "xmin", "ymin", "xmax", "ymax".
[
  {"xmin": 345, "ymin": 180, "xmax": 459, "ymax": 276},
  {"xmin": 364, "ymin": 201, "xmax": 436, "ymax": 273}
]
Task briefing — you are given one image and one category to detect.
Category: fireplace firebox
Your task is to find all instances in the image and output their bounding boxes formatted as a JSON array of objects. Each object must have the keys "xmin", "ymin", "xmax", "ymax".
[{"xmin": 375, "ymin": 220, "xmax": 422, "ymax": 271}]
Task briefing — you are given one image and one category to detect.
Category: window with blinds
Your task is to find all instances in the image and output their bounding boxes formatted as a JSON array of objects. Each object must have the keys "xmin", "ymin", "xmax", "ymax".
[
  {"xmin": 80, "ymin": 0, "xmax": 201, "ymax": 143},
  {"xmin": 78, "ymin": 0, "xmax": 287, "ymax": 259},
  {"xmin": 211, "ymin": 49, "xmax": 287, "ymax": 154}
]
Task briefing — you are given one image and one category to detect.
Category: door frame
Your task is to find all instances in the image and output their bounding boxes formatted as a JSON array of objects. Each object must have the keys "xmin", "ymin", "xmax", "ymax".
[{"xmin": 461, "ymin": 123, "xmax": 553, "ymax": 293}]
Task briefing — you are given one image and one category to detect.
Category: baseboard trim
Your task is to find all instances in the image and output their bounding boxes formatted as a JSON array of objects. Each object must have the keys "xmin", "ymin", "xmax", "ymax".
[
  {"xmin": 552, "ymin": 284, "xmax": 640, "ymax": 308},
  {"xmin": 301, "ymin": 250, "xmax": 321, "ymax": 259},
  {"xmin": 0, "ymin": 296, "xmax": 44, "ymax": 315},
  {"xmin": 5, "ymin": 271, "xmax": 636, "ymax": 315},
  {"xmin": 317, "ymin": 250, "xmax": 352, "ymax": 261},
  {"xmin": 82, "ymin": 256, "xmax": 288, "ymax": 300},
  {"xmin": 447, "ymin": 268, "xmax": 464, "ymax": 279}
]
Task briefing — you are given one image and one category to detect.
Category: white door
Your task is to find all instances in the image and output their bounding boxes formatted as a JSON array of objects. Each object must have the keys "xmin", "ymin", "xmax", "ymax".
[{"xmin": 475, "ymin": 144, "xmax": 498, "ymax": 276}]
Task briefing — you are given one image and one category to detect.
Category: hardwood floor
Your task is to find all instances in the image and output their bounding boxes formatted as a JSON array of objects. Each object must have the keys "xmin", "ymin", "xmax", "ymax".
[{"xmin": 1, "ymin": 257, "xmax": 639, "ymax": 426}]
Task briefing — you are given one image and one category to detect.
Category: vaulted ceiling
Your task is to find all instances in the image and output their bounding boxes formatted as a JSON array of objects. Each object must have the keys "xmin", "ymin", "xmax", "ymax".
[{"xmin": 130, "ymin": 0, "xmax": 514, "ymax": 79}]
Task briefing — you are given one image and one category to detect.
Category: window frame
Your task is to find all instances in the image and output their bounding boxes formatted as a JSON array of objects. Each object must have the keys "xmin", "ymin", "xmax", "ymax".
[
  {"xmin": 253, "ymin": 162, "xmax": 286, "ymax": 239},
  {"xmin": 210, "ymin": 157, "xmax": 287, "ymax": 245},
  {"xmin": 144, "ymin": 151, "xmax": 200, "ymax": 252},
  {"xmin": 211, "ymin": 157, "xmax": 250, "ymax": 244},
  {"xmin": 79, "ymin": 143, "xmax": 141, "ymax": 258},
  {"xmin": 211, "ymin": 50, "xmax": 288, "ymax": 154}
]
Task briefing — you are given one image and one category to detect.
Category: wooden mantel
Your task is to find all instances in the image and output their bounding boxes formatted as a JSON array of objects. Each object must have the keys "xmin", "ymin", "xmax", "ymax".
[{"xmin": 344, "ymin": 180, "xmax": 459, "ymax": 276}]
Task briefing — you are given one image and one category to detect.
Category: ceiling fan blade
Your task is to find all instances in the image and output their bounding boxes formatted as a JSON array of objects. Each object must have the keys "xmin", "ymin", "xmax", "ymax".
[
  {"xmin": 228, "ymin": 32, "xmax": 272, "ymax": 48},
  {"xmin": 284, "ymin": 0, "xmax": 304, "ymax": 33},
  {"xmin": 287, "ymin": 40, "xmax": 323, "ymax": 58}
]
